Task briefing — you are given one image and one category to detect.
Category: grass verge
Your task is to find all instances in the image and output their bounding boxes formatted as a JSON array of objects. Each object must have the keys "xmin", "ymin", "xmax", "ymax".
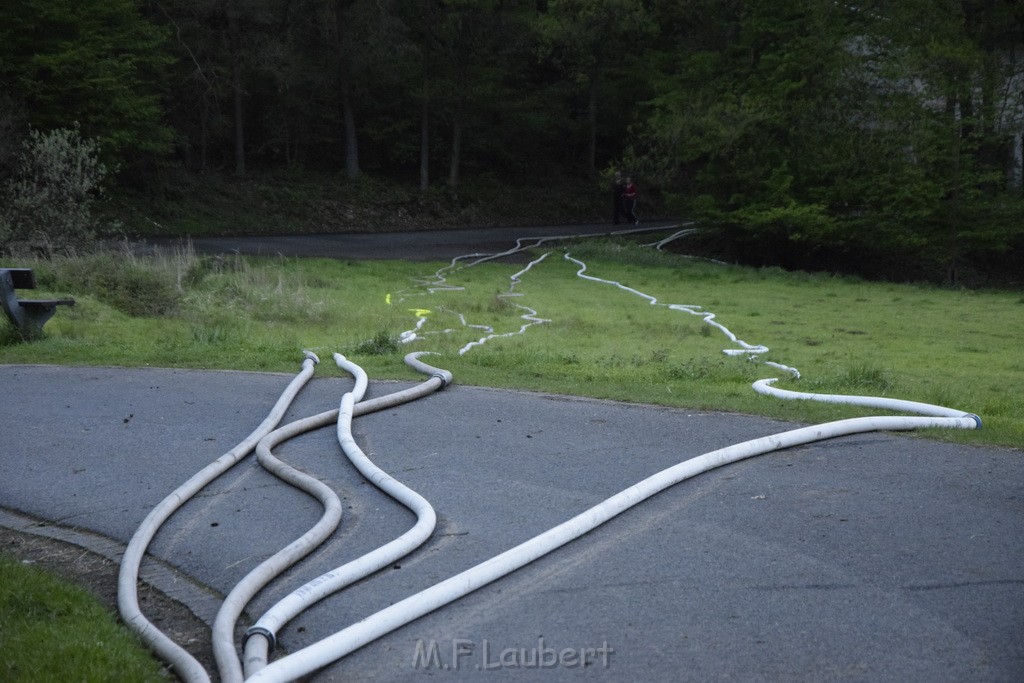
[{"xmin": 0, "ymin": 553, "xmax": 171, "ymax": 681}]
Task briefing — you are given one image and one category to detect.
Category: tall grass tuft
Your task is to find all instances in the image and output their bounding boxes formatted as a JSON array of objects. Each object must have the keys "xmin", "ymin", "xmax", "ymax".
[
  {"xmin": 351, "ymin": 329, "xmax": 400, "ymax": 356},
  {"xmin": 40, "ymin": 251, "xmax": 183, "ymax": 317},
  {"xmin": 836, "ymin": 361, "xmax": 895, "ymax": 393}
]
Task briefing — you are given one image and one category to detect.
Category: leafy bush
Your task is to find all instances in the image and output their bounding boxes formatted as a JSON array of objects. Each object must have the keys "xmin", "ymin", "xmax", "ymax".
[
  {"xmin": 0, "ymin": 126, "xmax": 108, "ymax": 257},
  {"xmin": 352, "ymin": 330, "xmax": 399, "ymax": 356}
]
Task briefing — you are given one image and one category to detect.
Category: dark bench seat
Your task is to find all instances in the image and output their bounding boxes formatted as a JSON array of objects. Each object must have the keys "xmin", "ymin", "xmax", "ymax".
[{"xmin": 0, "ymin": 268, "xmax": 75, "ymax": 339}]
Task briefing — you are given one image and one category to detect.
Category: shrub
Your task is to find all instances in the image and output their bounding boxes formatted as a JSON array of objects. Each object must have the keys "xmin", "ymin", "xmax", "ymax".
[
  {"xmin": 48, "ymin": 253, "xmax": 182, "ymax": 317},
  {"xmin": 0, "ymin": 126, "xmax": 108, "ymax": 257},
  {"xmin": 352, "ymin": 330, "xmax": 399, "ymax": 356}
]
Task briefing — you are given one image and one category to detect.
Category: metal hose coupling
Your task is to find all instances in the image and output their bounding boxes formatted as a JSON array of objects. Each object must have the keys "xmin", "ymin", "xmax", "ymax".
[
  {"xmin": 243, "ymin": 625, "xmax": 277, "ymax": 651},
  {"xmin": 404, "ymin": 351, "xmax": 453, "ymax": 387},
  {"xmin": 303, "ymin": 350, "xmax": 321, "ymax": 364}
]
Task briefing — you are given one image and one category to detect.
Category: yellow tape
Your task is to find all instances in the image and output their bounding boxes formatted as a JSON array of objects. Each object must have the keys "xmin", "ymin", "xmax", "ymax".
[{"xmin": 409, "ymin": 308, "xmax": 432, "ymax": 317}]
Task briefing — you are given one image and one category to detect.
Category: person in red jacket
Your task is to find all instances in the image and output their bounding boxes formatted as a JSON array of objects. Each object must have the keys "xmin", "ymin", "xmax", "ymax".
[
  {"xmin": 612, "ymin": 171, "xmax": 626, "ymax": 224},
  {"xmin": 622, "ymin": 177, "xmax": 639, "ymax": 225}
]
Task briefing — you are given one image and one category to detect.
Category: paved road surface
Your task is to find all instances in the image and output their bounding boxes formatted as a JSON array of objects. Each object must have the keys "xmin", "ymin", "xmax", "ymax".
[
  {"xmin": 146, "ymin": 223, "xmax": 682, "ymax": 261},
  {"xmin": 2, "ymin": 363, "xmax": 1021, "ymax": 682}
]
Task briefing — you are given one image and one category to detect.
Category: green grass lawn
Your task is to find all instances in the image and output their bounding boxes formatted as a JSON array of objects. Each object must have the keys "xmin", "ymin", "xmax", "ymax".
[
  {"xmin": 2, "ymin": 238, "xmax": 1021, "ymax": 448},
  {"xmin": 0, "ymin": 554, "xmax": 170, "ymax": 681}
]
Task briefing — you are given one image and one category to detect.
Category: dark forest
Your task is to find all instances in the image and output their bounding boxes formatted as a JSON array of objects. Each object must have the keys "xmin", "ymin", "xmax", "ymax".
[{"xmin": 2, "ymin": 0, "xmax": 1023, "ymax": 285}]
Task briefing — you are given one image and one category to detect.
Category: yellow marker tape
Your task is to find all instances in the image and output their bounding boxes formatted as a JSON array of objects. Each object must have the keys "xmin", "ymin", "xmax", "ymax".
[
  {"xmin": 386, "ymin": 293, "xmax": 392, "ymax": 305},
  {"xmin": 409, "ymin": 308, "xmax": 432, "ymax": 317}
]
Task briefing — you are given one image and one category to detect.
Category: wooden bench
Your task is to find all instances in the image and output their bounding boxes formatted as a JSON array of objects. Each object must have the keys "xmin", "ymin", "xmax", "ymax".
[{"xmin": 0, "ymin": 268, "xmax": 75, "ymax": 339}]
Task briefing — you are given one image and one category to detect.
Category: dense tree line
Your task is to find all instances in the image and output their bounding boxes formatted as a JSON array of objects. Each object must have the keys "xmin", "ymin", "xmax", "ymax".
[{"xmin": 1, "ymin": 0, "xmax": 1022, "ymax": 284}]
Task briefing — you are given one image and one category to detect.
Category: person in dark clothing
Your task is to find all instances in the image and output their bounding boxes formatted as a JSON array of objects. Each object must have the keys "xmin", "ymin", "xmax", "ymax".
[
  {"xmin": 612, "ymin": 172, "xmax": 626, "ymax": 224},
  {"xmin": 622, "ymin": 176, "xmax": 639, "ymax": 225}
]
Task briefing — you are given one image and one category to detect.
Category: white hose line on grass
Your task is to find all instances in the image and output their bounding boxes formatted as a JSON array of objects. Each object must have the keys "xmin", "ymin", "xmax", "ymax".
[
  {"xmin": 240, "ymin": 354, "xmax": 441, "ymax": 678},
  {"xmin": 398, "ymin": 251, "xmax": 557, "ymax": 347},
  {"xmin": 457, "ymin": 251, "xmax": 553, "ymax": 355},
  {"xmin": 399, "ymin": 314, "xmax": 494, "ymax": 345},
  {"xmin": 640, "ymin": 224, "xmax": 729, "ymax": 265},
  {"xmin": 244, "ymin": 407, "xmax": 979, "ymax": 683},
  {"xmin": 210, "ymin": 353, "xmax": 451, "ymax": 682},
  {"xmin": 564, "ymin": 253, "xmax": 777, "ymax": 361},
  {"xmin": 643, "ymin": 224, "xmax": 699, "ymax": 250},
  {"xmin": 460, "ymin": 224, "xmax": 681, "ymax": 270},
  {"xmin": 563, "ymin": 249, "xmax": 975, "ymax": 421},
  {"xmin": 395, "ymin": 225, "xmax": 681, "ymax": 346},
  {"xmin": 118, "ymin": 352, "xmax": 320, "ymax": 683},
  {"xmin": 407, "ymin": 253, "xmax": 486, "ymax": 294}
]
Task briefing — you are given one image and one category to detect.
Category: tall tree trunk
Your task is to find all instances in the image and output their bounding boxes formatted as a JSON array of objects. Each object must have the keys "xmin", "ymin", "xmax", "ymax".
[
  {"xmin": 418, "ymin": 0, "xmax": 436, "ymax": 192},
  {"xmin": 420, "ymin": 93, "xmax": 430, "ymax": 191},
  {"xmin": 1015, "ymin": 128, "xmax": 1023, "ymax": 193},
  {"xmin": 232, "ymin": 69, "xmax": 245, "ymax": 176},
  {"xmin": 448, "ymin": 53, "xmax": 465, "ymax": 191},
  {"xmin": 281, "ymin": 110, "xmax": 294, "ymax": 167},
  {"xmin": 341, "ymin": 80, "xmax": 360, "ymax": 179},
  {"xmin": 448, "ymin": 93, "xmax": 463, "ymax": 191},
  {"xmin": 334, "ymin": 0, "xmax": 360, "ymax": 179},
  {"xmin": 946, "ymin": 95, "xmax": 963, "ymax": 286},
  {"xmin": 227, "ymin": 10, "xmax": 245, "ymax": 177},
  {"xmin": 199, "ymin": 107, "xmax": 208, "ymax": 171},
  {"xmin": 587, "ymin": 68, "xmax": 598, "ymax": 177},
  {"xmin": 446, "ymin": 12, "xmax": 468, "ymax": 192}
]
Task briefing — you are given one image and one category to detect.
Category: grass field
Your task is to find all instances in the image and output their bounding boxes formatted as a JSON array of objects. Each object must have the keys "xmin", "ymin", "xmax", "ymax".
[{"xmin": 2, "ymin": 238, "xmax": 1021, "ymax": 448}]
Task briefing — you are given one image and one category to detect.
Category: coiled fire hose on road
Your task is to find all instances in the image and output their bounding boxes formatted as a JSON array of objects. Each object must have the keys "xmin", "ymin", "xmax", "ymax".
[
  {"xmin": 244, "ymin": 395, "xmax": 979, "ymax": 682},
  {"xmin": 208, "ymin": 352, "xmax": 451, "ymax": 683},
  {"xmin": 238, "ymin": 354, "xmax": 442, "ymax": 678},
  {"xmin": 118, "ymin": 352, "xmax": 321, "ymax": 683},
  {"xmin": 121, "ymin": 226, "xmax": 983, "ymax": 682}
]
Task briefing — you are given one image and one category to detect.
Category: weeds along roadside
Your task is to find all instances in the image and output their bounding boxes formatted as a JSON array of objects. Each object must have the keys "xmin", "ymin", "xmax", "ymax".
[{"xmin": 0, "ymin": 240, "xmax": 1020, "ymax": 449}]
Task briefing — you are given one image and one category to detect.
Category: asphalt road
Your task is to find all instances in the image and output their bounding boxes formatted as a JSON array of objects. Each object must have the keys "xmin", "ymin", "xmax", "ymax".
[
  {"xmin": 146, "ymin": 222, "xmax": 681, "ymax": 261},
  {"xmin": 3, "ymin": 225, "xmax": 1022, "ymax": 681}
]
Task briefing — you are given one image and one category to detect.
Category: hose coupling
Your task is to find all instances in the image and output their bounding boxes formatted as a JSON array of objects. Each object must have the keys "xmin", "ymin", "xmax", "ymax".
[
  {"xmin": 966, "ymin": 413, "xmax": 982, "ymax": 429},
  {"xmin": 303, "ymin": 350, "xmax": 320, "ymax": 365},
  {"xmin": 432, "ymin": 369, "xmax": 454, "ymax": 387},
  {"xmin": 243, "ymin": 625, "xmax": 277, "ymax": 651}
]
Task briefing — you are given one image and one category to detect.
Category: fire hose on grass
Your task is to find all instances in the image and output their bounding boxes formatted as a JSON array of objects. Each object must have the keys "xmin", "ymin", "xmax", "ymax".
[{"xmin": 125, "ymin": 228, "xmax": 983, "ymax": 682}]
